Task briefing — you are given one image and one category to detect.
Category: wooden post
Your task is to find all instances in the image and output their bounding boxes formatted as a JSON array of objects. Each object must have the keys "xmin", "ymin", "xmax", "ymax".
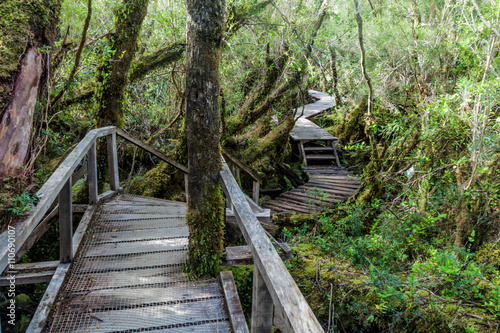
[
  {"xmin": 252, "ymin": 181, "xmax": 260, "ymax": 205},
  {"xmin": 251, "ymin": 265, "xmax": 273, "ymax": 333},
  {"xmin": 235, "ymin": 167, "xmax": 241, "ymax": 186},
  {"xmin": 59, "ymin": 179, "xmax": 73, "ymax": 263},
  {"xmin": 331, "ymin": 140, "xmax": 341, "ymax": 167},
  {"xmin": 184, "ymin": 173, "xmax": 189, "ymax": 202},
  {"xmin": 106, "ymin": 133, "xmax": 119, "ymax": 191},
  {"xmin": 299, "ymin": 141, "xmax": 308, "ymax": 166},
  {"xmin": 87, "ymin": 142, "xmax": 98, "ymax": 204}
]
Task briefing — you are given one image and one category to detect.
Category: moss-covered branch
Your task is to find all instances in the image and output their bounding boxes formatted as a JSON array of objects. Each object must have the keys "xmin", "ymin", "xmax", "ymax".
[{"xmin": 128, "ymin": 42, "xmax": 185, "ymax": 82}]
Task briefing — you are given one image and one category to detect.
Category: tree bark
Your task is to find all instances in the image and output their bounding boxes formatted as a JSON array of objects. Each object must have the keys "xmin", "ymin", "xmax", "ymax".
[
  {"xmin": 94, "ymin": 0, "xmax": 150, "ymax": 127},
  {"xmin": 0, "ymin": 49, "xmax": 43, "ymax": 177},
  {"xmin": 185, "ymin": 0, "xmax": 225, "ymax": 277},
  {"xmin": 0, "ymin": 0, "xmax": 63, "ymax": 178}
]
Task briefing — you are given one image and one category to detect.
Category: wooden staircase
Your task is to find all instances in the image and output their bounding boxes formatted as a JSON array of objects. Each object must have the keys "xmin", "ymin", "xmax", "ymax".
[{"xmin": 262, "ymin": 91, "xmax": 360, "ymax": 215}]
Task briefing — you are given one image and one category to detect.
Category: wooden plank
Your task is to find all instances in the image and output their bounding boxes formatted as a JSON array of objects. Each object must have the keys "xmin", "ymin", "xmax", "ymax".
[
  {"xmin": 307, "ymin": 180, "xmax": 360, "ymax": 190},
  {"xmin": 251, "ymin": 266, "xmax": 273, "ymax": 333},
  {"xmin": 100, "ymin": 205, "xmax": 186, "ymax": 214},
  {"xmin": 221, "ymin": 271, "xmax": 250, "ymax": 333},
  {"xmin": 0, "ymin": 260, "xmax": 59, "ymax": 286},
  {"xmin": 69, "ymin": 267, "xmax": 188, "ymax": 290},
  {"xmin": 65, "ymin": 282, "xmax": 222, "ymax": 311},
  {"xmin": 78, "ymin": 251, "xmax": 187, "ymax": 272},
  {"xmin": 26, "ymin": 263, "xmax": 71, "ymax": 333},
  {"xmin": 0, "ymin": 270, "xmax": 54, "ymax": 286},
  {"xmin": 106, "ymin": 132, "xmax": 120, "ymax": 191},
  {"xmin": 221, "ymin": 146, "xmax": 262, "ymax": 183},
  {"xmin": 283, "ymin": 190, "xmax": 338, "ymax": 204},
  {"xmin": 305, "ymin": 154, "xmax": 335, "ymax": 160},
  {"xmin": 59, "ymin": 178, "xmax": 73, "ymax": 263},
  {"xmin": 299, "ymin": 185, "xmax": 352, "ymax": 197},
  {"xmin": 272, "ymin": 199, "xmax": 320, "ymax": 214},
  {"xmin": 309, "ymin": 175, "xmax": 360, "ymax": 181},
  {"xmin": 72, "ymin": 205, "xmax": 97, "ymax": 256},
  {"xmin": 274, "ymin": 197, "xmax": 317, "ymax": 210},
  {"xmin": 279, "ymin": 192, "xmax": 333, "ymax": 207},
  {"xmin": 92, "ymin": 226, "xmax": 189, "ymax": 243},
  {"xmin": 58, "ymin": 298, "xmax": 228, "ymax": 332},
  {"xmin": 94, "ymin": 218, "xmax": 186, "ymax": 232},
  {"xmin": 84, "ymin": 237, "xmax": 188, "ymax": 257},
  {"xmin": 97, "ymin": 190, "xmax": 118, "ymax": 202},
  {"xmin": 87, "ymin": 142, "xmax": 98, "ymax": 204},
  {"xmin": 116, "ymin": 128, "xmax": 188, "ymax": 173},
  {"xmin": 219, "ymin": 161, "xmax": 324, "ymax": 332},
  {"xmin": 224, "ymin": 244, "xmax": 292, "ymax": 266},
  {"xmin": 303, "ymin": 146, "xmax": 335, "ymax": 152},
  {"xmin": 71, "ymin": 160, "xmax": 87, "ymax": 185},
  {"xmin": 100, "ymin": 213, "xmax": 186, "ymax": 221}
]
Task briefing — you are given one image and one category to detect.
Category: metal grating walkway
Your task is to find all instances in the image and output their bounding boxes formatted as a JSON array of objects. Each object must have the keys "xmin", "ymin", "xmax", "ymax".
[{"xmin": 46, "ymin": 194, "xmax": 231, "ymax": 332}]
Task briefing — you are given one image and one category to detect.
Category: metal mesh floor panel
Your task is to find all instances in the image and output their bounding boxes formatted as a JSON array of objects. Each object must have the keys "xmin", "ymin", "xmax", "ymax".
[{"xmin": 47, "ymin": 195, "xmax": 231, "ymax": 333}]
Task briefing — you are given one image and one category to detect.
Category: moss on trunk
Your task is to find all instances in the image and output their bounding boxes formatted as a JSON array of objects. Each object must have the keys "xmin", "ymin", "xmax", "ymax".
[
  {"xmin": 94, "ymin": 0, "xmax": 150, "ymax": 127},
  {"xmin": 185, "ymin": 0, "xmax": 225, "ymax": 277}
]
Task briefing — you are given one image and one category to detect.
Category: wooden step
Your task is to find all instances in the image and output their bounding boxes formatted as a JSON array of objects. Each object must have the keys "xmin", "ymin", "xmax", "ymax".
[
  {"xmin": 303, "ymin": 146, "xmax": 335, "ymax": 152},
  {"xmin": 305, "ymin": 154, "xmax": 335, "ymax": 160}
]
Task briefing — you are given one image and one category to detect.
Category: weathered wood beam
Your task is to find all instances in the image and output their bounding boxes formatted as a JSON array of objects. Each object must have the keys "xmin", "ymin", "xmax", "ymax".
[
  {"xmin": 107, "ymin": 132, "xmax": 120, "ymax": 191},
  {"xmin": 223, "ymin": 243, "xmax": 291, "ymax": 266},
  {"xmin": 219, "ymin": 161, "xmax": 324, "ymax": 332},
  {"xmin": 0, "ymin": 261, "xmax": 58, "ymax": 286},
  {"xmin": 221, "ymin": 147, "xmax": 262, "ymax": 183},
  {"xmin": 220, "ymin": 271, "xmax": 250, "ymax": 333},
  {"xmin": 116, "ymin": 128, "xmax": 188, "ymax": 173},
  {"xmin": 252, "ymin": 266, "xmax": 274, "ymax": 333}
]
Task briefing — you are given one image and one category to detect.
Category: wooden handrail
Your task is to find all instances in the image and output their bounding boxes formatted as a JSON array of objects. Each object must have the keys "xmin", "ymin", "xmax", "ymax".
[
  {"xmin": 116, "ymin": 128, "xmax": 188, "ymax": 173},
  {"xmin": 221, "ymin": 147, "xmax": 262, "ymax": 183},
  {"xmin": 219, "ymin": 160, "xmax": 324, "ymax": 332},
  {"xmin": 221, "ymin": 147, "xmax": 262, "ymax": 203},
  {"xmin": 0, "ymin": 126, "xmax": 187, "ymax": 274}
]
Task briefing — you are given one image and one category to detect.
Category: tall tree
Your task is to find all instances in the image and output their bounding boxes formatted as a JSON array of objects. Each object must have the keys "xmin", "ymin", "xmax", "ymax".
[
  {"xmin": 94, "ymin": 0, "xmax": 150, "ymax": 127},
  {"xmin": 0, "ymin": 0, "xmax": 63, "ymax": 178},
  {"xmin": 185, "ymin": 0, "xmax": 225, "ymax": 277}
]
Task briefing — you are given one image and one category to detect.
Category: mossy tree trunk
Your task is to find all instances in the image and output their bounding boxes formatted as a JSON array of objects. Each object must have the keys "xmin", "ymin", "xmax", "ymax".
[
  {"xmin": 94, "ymin": 0, "xmax": 150, "ymax": 191},
  {"xmin": 94, "ymin": 0, "xmax": 150, "ymax": 127},
  {"xmin": 0, "ymin": 0, "xmax": 63, "ymax": 178},
  {"xmin": 185, "ymin": 0, "xmax": 225, "ymax": 277}
]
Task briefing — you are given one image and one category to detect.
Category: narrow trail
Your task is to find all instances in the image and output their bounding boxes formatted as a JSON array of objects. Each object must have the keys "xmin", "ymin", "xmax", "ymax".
[{"xmin": 262, "ymin": 90, "xmax": 360, "ymax": 214}]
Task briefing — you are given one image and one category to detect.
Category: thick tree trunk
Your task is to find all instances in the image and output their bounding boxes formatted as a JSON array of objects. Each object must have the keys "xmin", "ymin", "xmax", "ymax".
[
  {"xmin": 0, "ymin": 0, "xmax": 63, "ymax": 178},
  {"xmin": 185, "ymin": 0, "xmax": 225, "ymax": 277},
  {"xmin": 94, "ymin": 0, "xmax": 150, "ymax": 127},
  {"xmin": 0, "ymin": 49, "xmax": 42, "ymax": 177}
]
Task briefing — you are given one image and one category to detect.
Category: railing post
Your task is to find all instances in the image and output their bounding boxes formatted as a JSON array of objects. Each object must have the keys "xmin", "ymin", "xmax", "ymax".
[
  {"xmin": 88, "ymin": 142, "xmax": 98, "ymax": 204},
  {"xmin": 252, "ymin": 181, "xmax": 260, "ymax": 205},
  {"xmin": 59, "ymin": 179, "xmax": 73, "ymax": 263},
  {"xmin": 184, "ymin": 173, "xmax": 189, "ymax": 202},
  {"xmin": 251, "ymin": 265, "xmax": 273, "ymax": 333},
  {"xmin": 106, "ymin": 132, "xmax": 119, "ymax": 191}
]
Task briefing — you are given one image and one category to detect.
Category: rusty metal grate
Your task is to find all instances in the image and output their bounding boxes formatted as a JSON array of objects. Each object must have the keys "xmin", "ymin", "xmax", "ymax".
[{"xmin": 47, "ymin": 194, "xmax": 231, "ymax": 332}]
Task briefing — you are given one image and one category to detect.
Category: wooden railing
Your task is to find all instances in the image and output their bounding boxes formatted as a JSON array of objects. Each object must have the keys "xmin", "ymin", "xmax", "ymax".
[
  {"xmin": 220, "ymin": 160, "xmax": 324, "ymax": 333},
  {"xmin": 221, "ymin": 147, "xmax": 261, "ymax": 204},
  {"xmin": 0, "ymin": 126, "xmax": 187, "ymax": 276}
]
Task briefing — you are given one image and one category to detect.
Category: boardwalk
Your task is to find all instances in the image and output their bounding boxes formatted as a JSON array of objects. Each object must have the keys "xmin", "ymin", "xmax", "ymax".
[
  {"xmin": 47, "ymin": 194, "xmax": 231, "ymax": 332},
  {"xmin": 263, "ymin": 91, "xmax": 360, "ymax": 214},
  {"xmin": 1, "ymin": 123, "xmax": 325, "ymax": 333}
]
